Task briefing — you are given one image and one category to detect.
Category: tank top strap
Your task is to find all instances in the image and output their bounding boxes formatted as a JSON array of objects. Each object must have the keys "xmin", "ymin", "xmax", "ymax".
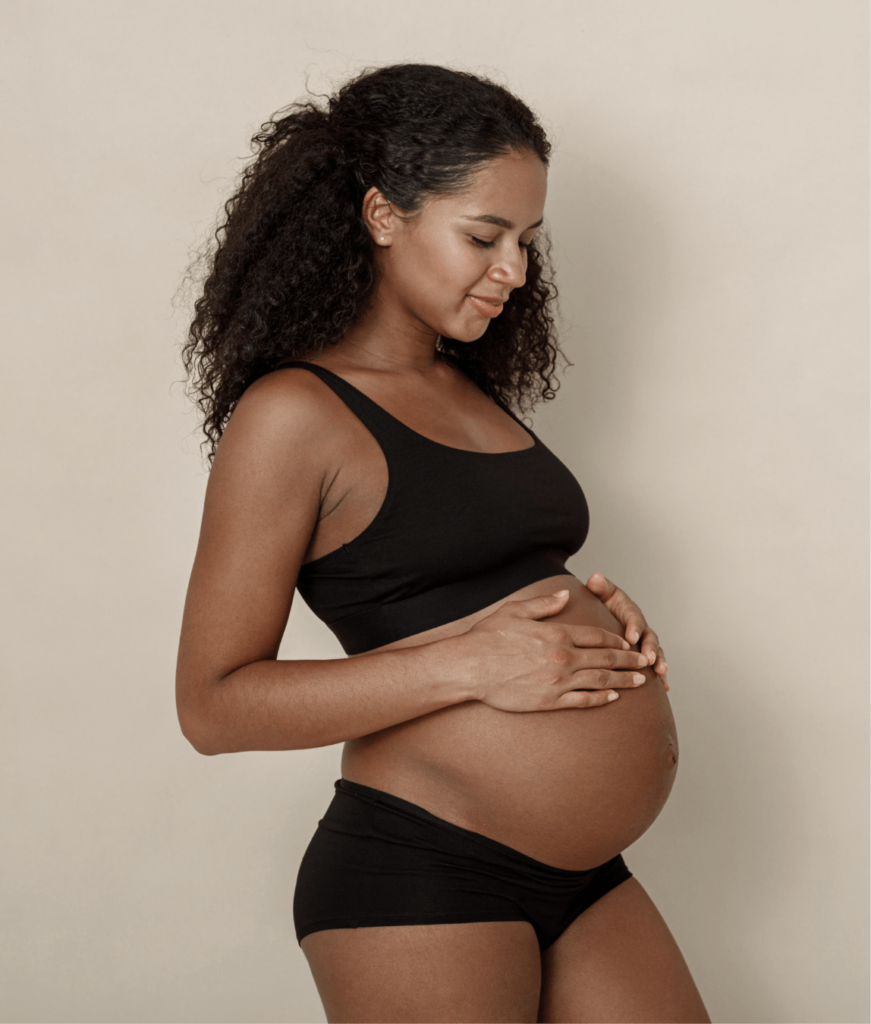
[
  {"xmin": 277, "ymin": 361, "xmax": 411, "ymax": 449},
  {"xmin": 490, "ymin": 394, "xmax": 538, "ymax": 443}
]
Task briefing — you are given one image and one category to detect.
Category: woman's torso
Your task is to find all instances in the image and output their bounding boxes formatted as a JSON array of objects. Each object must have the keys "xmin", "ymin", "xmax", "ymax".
[{"xmin": 287, "ymin": 360, "xmax": 678, "ymax": 871}]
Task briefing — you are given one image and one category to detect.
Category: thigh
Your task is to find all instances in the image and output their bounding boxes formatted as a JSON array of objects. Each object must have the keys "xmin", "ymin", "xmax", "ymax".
[
  {"xmin": 302, "ymin": 920, "xmax": 541, "ymax": 1024},
  {"xmin": 538, "ymin": 877, "xmax": 710, "ymax": 1024}
]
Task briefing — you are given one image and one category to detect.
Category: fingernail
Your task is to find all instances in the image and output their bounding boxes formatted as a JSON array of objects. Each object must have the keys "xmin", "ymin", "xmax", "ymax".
[
  {"xmin": 627, "ymin": 630, "xmax": 639, "ymax": 643},
  {"xmin": 648, "ymin": 651, "xmax": 656, "ymax": 665},
  {"xmin": 554, "ymin": 590, "xmax": 569, "ymax": 598},
  {"xmin": 607, "ymin": 692, "xmax": 619, "ymax": 701},
  {"xmin": 638, "ymin": 655, "xmax": 648, "ymax": 667},
  {"xmin": 662, "ymin": 663, "xmax": 669, "ymax": 673},
  {"xmin": 632, "ymin": 674, "xmax": 646, "ymax": 685}
]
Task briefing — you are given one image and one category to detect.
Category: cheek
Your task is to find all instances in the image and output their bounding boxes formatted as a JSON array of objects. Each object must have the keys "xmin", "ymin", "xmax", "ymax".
[
  {"xmin": 404, "ymin": 241, "xmax": 482, "ymax": 305},
  {"xmin": 431, "ymin": 235, "xmax": 478, "ymax": 279}
]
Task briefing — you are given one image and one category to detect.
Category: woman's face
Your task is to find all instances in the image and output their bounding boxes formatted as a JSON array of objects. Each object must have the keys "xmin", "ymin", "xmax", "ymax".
[{"xmin": 373, "ymin": 149, "xmax": 548, "ymax": 343}]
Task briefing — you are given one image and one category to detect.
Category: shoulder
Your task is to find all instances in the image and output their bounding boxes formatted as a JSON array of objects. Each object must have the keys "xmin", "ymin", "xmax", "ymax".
[
  {"xmin": 220, "ymin": 366, "xmax": 343, "ymax": 451},
  {"xmin": 211, "ymin": 366, "xmax": 349, "ymax": 485}
]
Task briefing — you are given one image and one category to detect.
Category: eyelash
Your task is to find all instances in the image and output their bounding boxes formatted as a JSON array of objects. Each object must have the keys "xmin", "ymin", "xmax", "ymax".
[{"xmin": 471, "ymin": 237, "xmax": 530, "ymax": 251}]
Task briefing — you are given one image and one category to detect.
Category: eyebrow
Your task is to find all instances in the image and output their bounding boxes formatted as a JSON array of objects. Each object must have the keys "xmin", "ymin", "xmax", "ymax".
[{"xmin": 461, "ymin": 215, "xmax": 544, "ymax": 231}]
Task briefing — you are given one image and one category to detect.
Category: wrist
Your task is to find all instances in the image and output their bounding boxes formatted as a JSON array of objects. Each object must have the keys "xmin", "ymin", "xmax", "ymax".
[{"xmin": 409, "ymin": 632, "xmax": 480, "ymax": 705}]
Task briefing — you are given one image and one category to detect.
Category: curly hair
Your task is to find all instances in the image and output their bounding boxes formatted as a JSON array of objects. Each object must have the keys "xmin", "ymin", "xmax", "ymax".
[{"xmin": 183, "ymin": 63, "xmax": 564, "ymax": 459}]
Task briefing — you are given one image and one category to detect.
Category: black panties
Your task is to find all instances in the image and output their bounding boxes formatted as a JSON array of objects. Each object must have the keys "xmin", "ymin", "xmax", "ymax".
[{"xmin": 293, "ymin": 779, "xmax": 632, "ymax": 951}]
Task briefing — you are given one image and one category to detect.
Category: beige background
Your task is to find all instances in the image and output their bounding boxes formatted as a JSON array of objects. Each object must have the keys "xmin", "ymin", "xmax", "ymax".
[{"xmin": 2, "ymin": 1, "xmax": 868, "ymax": 1022}]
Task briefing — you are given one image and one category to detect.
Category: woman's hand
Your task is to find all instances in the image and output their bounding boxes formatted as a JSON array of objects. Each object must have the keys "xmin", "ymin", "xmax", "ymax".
[
  {"xmin": 453, "ymin": 590, "xmax": 650, "ymax": 712},
  {"xmin": 585, "ymin": 573, "xmax": 669, "ymax": 690}
]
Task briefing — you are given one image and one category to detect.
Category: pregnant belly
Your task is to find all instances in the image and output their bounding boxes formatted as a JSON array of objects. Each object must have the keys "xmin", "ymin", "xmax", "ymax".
[{"xmin": 342, "ymin": 576, "xmax": 679, "ymax": 871}]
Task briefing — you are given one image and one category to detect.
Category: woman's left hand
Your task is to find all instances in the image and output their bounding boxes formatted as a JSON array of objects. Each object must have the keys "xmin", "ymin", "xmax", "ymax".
[{"xmin": 585, "ymin": 573, "xmax": 669, "ymax": 690}]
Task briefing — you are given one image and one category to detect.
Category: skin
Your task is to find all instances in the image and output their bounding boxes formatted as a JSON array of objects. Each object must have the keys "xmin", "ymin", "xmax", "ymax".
[{"xmin": 176, "ymin": 149, "xmax": 709, "ymax": 1022}]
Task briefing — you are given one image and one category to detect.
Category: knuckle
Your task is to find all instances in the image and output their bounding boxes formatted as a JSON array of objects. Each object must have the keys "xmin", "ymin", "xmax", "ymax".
[{"xmin": 595, "ymin": 669, "xmax": 610, "ymax": 688}]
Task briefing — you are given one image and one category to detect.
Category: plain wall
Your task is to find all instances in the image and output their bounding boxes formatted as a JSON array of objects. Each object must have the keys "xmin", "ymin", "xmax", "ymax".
[{"xmin": 1, "ymin": 1, "xmax": 867, "ymax": 1022}]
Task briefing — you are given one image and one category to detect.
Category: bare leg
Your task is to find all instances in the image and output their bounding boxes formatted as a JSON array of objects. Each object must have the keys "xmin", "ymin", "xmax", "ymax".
[
  {"xmin": 538, "ymin": 878, "xmax": 710, "ymax": 1024},
  {"xmin": 302, "ymin": 920, "xmax": 541, "ymax": 1024}
]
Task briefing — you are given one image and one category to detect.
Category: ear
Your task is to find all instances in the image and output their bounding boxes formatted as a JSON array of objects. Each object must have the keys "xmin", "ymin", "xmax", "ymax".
[{"xmin": 361, "ymin": 186, "xmax": 396, "ymax": 246}]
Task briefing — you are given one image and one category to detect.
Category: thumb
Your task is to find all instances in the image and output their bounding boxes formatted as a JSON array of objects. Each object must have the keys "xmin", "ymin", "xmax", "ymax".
[{"xmin": 515, "ymin": 589, "xmax": 571, "ymax": 620}]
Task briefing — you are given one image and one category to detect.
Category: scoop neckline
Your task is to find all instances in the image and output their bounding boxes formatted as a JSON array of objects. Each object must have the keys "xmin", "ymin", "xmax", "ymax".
[{"xmin": 283, "ymin": 361, "xmax": 540, "ymax": 456}]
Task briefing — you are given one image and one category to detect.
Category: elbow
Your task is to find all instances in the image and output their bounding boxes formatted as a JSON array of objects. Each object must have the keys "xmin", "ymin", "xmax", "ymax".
[
  {"xmin": 177, "ymin": 709, "xmax": 223, "ymax": 756},
  {"xmin": 182, "ymin": 726, "xmax": 222, "ymax": 756},
  {"xmin": 176, "ymin": 685, "xmax": 227, "ymax": 756},
  {"xmin": 176, "ymin": 659, "xmax": 239, "ymax": 755}
]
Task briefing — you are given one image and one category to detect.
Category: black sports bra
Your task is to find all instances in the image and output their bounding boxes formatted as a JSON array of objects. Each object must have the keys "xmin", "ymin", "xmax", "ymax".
[{"xmin": 282, "ymin": 362, "xmax": 589, "ymax": 654}]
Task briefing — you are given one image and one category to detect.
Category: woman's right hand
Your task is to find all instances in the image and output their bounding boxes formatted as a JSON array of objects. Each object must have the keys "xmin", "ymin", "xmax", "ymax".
[{"xmin": 453, "ymin": 590, "xmax": 649, "ymax": 712}]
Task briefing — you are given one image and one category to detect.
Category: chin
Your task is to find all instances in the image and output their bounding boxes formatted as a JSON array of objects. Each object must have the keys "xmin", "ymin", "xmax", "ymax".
[{"xmin": 442, "ymin": 322, "xmax": 491, "ymax": 344}]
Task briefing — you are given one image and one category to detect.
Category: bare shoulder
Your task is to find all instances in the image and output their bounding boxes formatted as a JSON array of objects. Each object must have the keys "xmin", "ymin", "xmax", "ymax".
[
  {"xmin": 212, "ymin": 365, "xmax": 358, "ymax": 481},
  {"xmin": 220, "ymin": 366, "xmax": 340, "ymax": 453}
]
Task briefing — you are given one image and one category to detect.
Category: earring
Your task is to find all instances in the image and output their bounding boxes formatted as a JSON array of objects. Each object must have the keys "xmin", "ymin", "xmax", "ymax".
[{"xmin": 380, "ymin": 236, "xmax": 385, "ymax": 241}]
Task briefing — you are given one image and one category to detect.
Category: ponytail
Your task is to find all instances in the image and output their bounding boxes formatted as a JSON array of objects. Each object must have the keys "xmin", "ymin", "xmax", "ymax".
[{"xmin": 185, "ymin": 101, "xmax": 374, "ymax": 454}]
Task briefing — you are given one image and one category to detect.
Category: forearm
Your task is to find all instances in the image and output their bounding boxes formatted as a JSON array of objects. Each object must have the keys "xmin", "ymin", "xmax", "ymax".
[{"xmin": 178, "ymin": 638, "xmax": 474, "ymax": 755}]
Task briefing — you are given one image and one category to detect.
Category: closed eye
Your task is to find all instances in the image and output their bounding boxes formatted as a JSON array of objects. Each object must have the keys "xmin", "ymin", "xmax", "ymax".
[{"xmin": 472, "ymin": 237, "xmax": 532, "ymax": 251}]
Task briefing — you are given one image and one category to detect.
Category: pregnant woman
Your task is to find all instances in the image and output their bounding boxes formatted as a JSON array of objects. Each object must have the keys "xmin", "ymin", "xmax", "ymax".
[{"xmin": 177, "ymin": 64, "xmax": 709, "ymax": 1023}]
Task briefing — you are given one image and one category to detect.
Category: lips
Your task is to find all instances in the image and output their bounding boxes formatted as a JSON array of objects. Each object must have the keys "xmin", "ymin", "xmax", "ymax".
[{"xmin": 468, "ymin": 295, "xmax": 505, "ymax": 318}]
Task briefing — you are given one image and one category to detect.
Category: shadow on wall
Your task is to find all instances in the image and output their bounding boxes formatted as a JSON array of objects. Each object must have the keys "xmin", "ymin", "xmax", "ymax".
[
  {"xmin": 547, "ymin": 149, "xmax": 680, "ymax": 434},
  {"xmin": 546, "ymin": 150, "xmax": 688, "ymax": 598},
  {"xmin": 626, "ymin": 648, "xmax": 800, "ymax": 1024},
  {"xmin": 552, "ymin": 155, "xmax": 802, "ymax": 1023}
]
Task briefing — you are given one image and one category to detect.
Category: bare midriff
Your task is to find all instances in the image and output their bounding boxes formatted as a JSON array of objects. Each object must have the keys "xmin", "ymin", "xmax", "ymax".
[{"xmin": 342, "ymin": 574, "xmax": 678, "ymax": 872}]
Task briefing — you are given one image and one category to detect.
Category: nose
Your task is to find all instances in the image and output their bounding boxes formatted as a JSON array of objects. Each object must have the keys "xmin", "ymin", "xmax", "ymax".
[{"xmin": 487, "ymin": 244, "xmax": 527, "ymax": 291}]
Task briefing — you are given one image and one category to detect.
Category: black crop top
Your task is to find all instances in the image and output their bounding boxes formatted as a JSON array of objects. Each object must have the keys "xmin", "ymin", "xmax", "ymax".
[{"xmin": 283, "ymin": 362, "xmax": 589, "ymax": 655}]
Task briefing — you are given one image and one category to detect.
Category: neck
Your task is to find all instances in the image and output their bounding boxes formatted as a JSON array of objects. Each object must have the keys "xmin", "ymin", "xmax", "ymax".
[{"xmin": 332, "ymin": 289, "xmax": 442, "ymax": 376}]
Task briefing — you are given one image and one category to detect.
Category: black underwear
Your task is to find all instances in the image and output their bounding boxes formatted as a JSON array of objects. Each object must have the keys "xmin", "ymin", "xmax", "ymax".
[{"xmin": 293, "ymin": 780, "xmax": 632, "ymax": 951}]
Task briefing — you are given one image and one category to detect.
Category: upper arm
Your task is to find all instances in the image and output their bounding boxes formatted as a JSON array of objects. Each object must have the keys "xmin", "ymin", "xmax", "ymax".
[{"xmin": 176, "ymin": 370, "xmax": 336, "ymax": 706}]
